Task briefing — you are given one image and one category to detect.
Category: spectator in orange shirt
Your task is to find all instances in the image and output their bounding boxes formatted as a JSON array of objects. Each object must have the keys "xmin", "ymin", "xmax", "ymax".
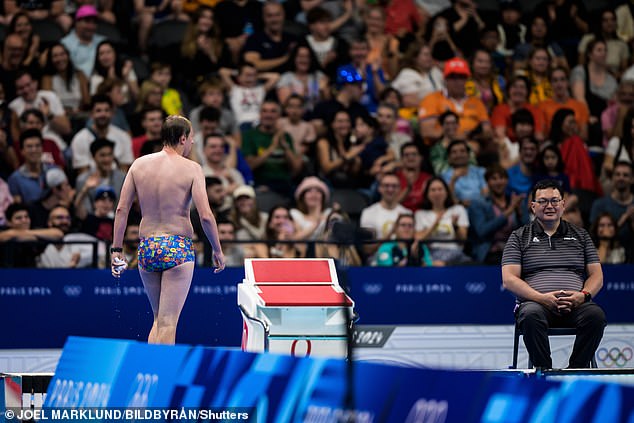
[
  {"xmin": 418, "ymin": 57, "xmax": 491, "ymax": 142},
  {"xmin": 491, "ymin": 75, "xmax": 545, "ymax": 143},
  {"xmin": 538, "ymin": 66, "xmax": 589, "ymax": 140}
]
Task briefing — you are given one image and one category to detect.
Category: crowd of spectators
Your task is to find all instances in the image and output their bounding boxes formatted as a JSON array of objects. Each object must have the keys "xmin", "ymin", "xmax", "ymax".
[{"xmin": 1, "ymin": 0, "xmax": 634, "ymax": 268}]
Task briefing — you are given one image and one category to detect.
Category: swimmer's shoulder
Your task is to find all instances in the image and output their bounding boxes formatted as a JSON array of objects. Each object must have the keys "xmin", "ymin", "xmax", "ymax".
[
  {"xmin": 131, "ymin": 151, "xmax": 201, "ymax": 174},
  {"xmin": 131, "ymin": 151, "xmax": 169, "ymax": 167}
]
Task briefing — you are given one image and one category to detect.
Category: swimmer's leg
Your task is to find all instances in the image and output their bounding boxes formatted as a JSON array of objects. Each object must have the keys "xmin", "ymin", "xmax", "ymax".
[
  {"xmin": 139, "ymin": 268, "xmax": 162, "ymax": 344},
  {"xmin": 155, "ymin": 261, "xmax": 195, "ymax": 345}
]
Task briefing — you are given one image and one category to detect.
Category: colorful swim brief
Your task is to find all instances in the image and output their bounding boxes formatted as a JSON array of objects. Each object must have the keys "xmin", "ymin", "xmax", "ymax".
[{"xmin": 137, "ymin": 235, "xmax": 195, "ymax": 272}]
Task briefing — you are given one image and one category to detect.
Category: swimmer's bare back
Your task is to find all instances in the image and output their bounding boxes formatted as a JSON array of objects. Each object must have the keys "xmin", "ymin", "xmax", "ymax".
[
  {"xmin": 129, "ymin": 149, "xmax": 202, "ymax": 239},
  {"xmin": 113, "ymin": 116, "xmax": 225, "ymax": 277}
]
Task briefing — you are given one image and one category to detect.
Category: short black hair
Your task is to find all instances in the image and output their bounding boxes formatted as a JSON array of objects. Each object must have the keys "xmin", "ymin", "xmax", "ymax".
[
  {"xmin": 204, "ymin": 132, "xmax": 225, "ymax": 147},
  {"xmin": 531, "ymin": 179, "xmax": 564, "ymax": 201},
  {"xmin": 216, "ymin": 217, "xmax": 235, "ymax": 227},
  {"xmin": 306, "ymin": 6, "xmax": 332, "ymax": 24},
  {"xmin": 141, "ymin": 107, "xmax": 164, "ymax": 119},
  {"xmin": 379, "ymin": 171, "xmax": 399, "ymax": 183},
  {"xmin": 199, "ymin": 106, "xmax": 221, "ymax": 123},
  {"xmin": 400, "ymin": 141, "xmax": 421, "ymax": 157},
  {"xmin": 205, "ymin": 176, "xmax": 223, "ymax": 187},
  {"xmin": 19, "ymin": 128, "xmax": 43, "ymax": 149},
  {"xmin": 20, "ymin": 108, "xmax": 45, "ymax": 124},
  {"xmin": 511, "ymin": 108, "xmax": 535, "ymax": 128},
  {"xmin": 14, "ymin": 68, "xmax": 35, "ymax": 84},
  {"xmin": 5, "ymin": 203, "xmax": 29, "ymax": 222},
  {"xmin": 90, "ymin": 93, "xmax": 112, "ymax": 110},
  {"xmin": 356, "ymin": 113, "xmax": 378, "ymax": 131},
  {"xmin": 485, "ymin": 164, "xmax": 508, "ymax": 181},
  {"xmin": 613, "ymin": 161, "xmax": 634, "ymax": 175},
  {"xmin": 377, "ymin": 102, "xmax": 397, "ymax": 116},
  {"xmin": 518, "ymin": 135, "xmax": 539, "ymax": 150},
  {"xmin": 140, "ymin": 139, "xmax": 162, "ymax": 156},
  {"xmin": 90, "ymin": 138, "xmax": 115, "ymax": 156},
  {"xmin": 507, "ymin": 75, "xmax": 532, "ymax": 97},
  {"xmin": 439, "ymin": 110, "xmax": 459, "ymax": 125},
  {"xmin": 447, "ymin": 139, "xmax": 469, "ymax": 155},
  {"xmin": 378, "ymin": 87, "xmax": 403, "ymax": 106},
  {"xmin": 284, "ymin": 93, "xmax": 305, "ymax": 106}
]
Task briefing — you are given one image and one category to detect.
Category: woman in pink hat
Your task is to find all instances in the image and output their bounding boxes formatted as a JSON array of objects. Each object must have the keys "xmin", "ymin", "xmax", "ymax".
[{"xmin": 290, "ymin": 176, "xmax": 332, "ymax": 240}]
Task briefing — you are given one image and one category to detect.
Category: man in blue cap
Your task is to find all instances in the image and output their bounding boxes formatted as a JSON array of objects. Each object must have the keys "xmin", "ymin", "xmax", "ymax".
[
  {"xmin": 310, "ymin": 64, "xmax": 370, "ymax": 136},
  {"xmin": 80, "ymin": 185, "xmax": 116, "ymax": 243}
]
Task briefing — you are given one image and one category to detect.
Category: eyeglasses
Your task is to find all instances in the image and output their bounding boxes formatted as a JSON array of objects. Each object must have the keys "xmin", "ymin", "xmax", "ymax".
[{"xmin": 533, "ymin": 198, "xmax": 562, "ymax": 207}]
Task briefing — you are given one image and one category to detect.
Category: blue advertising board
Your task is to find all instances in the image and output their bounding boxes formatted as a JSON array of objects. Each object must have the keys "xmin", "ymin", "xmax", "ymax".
[
  {"xmin": 42, "ymin": 337, "xmax": 634, "ymax": 423},
  {"xmin": 2, "ymin": 265, "xmax": 634, "ymax": 348}
]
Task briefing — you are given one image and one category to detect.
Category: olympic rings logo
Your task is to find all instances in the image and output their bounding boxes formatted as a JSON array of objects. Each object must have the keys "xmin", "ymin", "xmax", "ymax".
[
  {"xmin": 596, "ymin": 347, "xmax": 633, "ymax": 367},
  {"xmin": 465, "ymin": 282, "xmax": 486, "ymax": 294}
]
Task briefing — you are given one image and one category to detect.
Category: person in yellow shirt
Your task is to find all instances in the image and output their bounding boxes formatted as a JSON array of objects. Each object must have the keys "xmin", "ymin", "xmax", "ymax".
[{"xmin": 517, "ymin": 47, "xmax": 553, "ymax": 105}]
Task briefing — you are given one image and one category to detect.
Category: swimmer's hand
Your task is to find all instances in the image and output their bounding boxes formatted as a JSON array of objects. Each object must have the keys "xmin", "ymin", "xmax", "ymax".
[
  {"xmin": 111, "ymin": 255, "xmax": 128, "ymax": 278},
  {"xmin": 213, "ymin": 250, "xmax": 226, "ymax": 273}
]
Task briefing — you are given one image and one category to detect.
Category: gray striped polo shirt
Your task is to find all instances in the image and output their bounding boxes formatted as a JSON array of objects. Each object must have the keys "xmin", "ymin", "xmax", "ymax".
[{"xmin": 501, "ymin": 219, "xmax": 600, "ymax": 301}]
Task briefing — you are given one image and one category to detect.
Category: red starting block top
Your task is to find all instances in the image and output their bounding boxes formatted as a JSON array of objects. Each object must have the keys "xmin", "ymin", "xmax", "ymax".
[
  {"xmin": 257, "ymin": 285, "xmax": 353, "ymax": 307},
  {"xmin": 250, "ymin": 259, "xmax": 334, "ymax": 283}
]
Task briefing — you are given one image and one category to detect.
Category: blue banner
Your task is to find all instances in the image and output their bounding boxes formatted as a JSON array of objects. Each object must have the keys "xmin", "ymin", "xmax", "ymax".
[
  {"xmin": 347, "ymin": 265, "xmax": 634, "ymax": 324},
  {"xmin": 2, "ymin": 265, "xmax": 634, "ymax": 348},
  {"xmin": 42, "ymin": 337, "xmax": 634, "ymax": 423}
]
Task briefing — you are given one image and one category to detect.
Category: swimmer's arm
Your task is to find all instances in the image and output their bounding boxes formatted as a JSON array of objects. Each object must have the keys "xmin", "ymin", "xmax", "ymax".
[
  {"xmin": 192, "ymin": 164, "xmax": 225, "ymax": 271},
  {"xmin": 112, "ymin": 163, "xmax": 138, "ymax": 249}
]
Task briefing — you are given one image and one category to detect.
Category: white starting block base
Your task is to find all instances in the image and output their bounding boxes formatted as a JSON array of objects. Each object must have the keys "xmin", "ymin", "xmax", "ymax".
[
  {"xmin": 268, "ymin": 337, "xmax": 348, "ymax": 358},
  {"xmin": 238, "ymin": 259, "xmax": 354, "ymax": 358}
]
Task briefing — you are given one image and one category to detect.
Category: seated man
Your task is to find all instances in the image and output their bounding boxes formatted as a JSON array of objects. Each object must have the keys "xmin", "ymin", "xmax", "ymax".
[
  {"xmin": 79, "ymin": 186, "xmax": 115, "ymax": 243},
  {"xmin": 215, "ymin": 218, "xmax": 245, "ymax": 267},
  {"xmin": 468, "ymin": 165, "xmax": 523, "ymax": 264},
  {"xmin": 441, "ymin": 139, "xmax": 487, "ymax": 205},
  {"xmin": 74, "ymin": 138, "xmax": 125, "ymax": 220},
  {"xmin": 590, "ymin": 161, "xmax": 634, "ymax": 256},
  {"xmin": 0, "ymin": 203, "xmax": 63, "ymax": 267},
  {"xmin": 9, "ymin": 70, "xmax": 72, "ymax": 144},
  {"xmin": 8, "ymin": 129, "xmax": 60, "ymax": 205},
  {"xmin": 59, "ymin": 5, "xmax": 104, "ymax": 74},
  {"xmin": 37, "ymin": 206, "xmax": 100, "ymax": 269},
  {"xmin": 360, "ymin": 172, "xmax": 411, "ymax": 261},
  {"xmin": 242, "ymin": 101, "xmax": 303, "ymax": 195},
  {"xmin": 243, "ymin": 1, "xmax": 297, "ymax": 73},
  {"xmin": 71, "ymin": 94, "xmax": 133, "ymax": 175},
  {"xmin": 502, "ymin": 179, "xmax": 606, "ymax": 369},
  {"xmin": 18, "ymin": 109, "xmax": 66, "ymax": 169}
]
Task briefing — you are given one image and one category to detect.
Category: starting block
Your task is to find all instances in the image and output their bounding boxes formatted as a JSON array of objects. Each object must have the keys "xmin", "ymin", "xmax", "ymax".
[{"xmin": 237, "ymin": 258, "xmax": 355, "ymax": 358}]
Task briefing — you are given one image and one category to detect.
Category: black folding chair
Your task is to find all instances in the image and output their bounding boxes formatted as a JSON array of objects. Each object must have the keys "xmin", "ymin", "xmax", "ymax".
[{"xmin": 512, "ymin": 321, "xmax": 598, "ymax": 368}]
